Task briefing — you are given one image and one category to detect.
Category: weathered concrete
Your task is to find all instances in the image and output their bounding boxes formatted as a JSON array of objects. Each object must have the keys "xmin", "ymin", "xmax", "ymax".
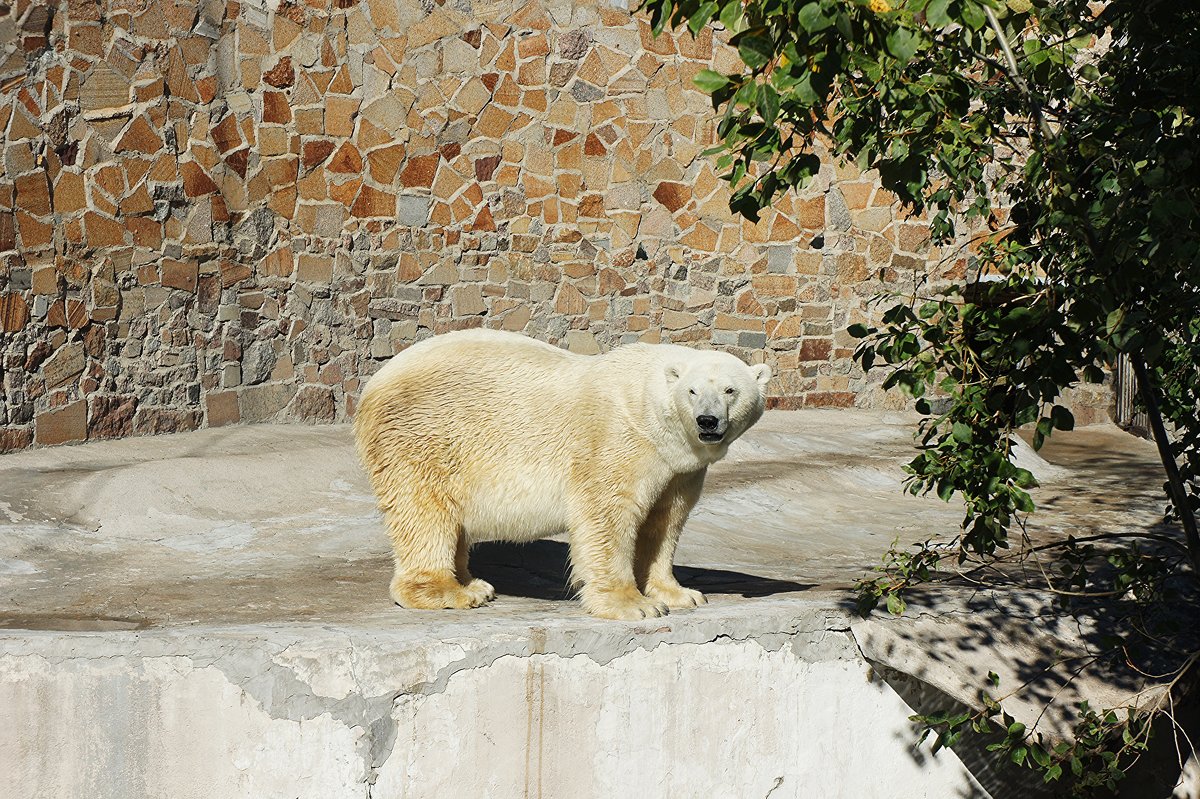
[{"xmin": 0, "ymin": 410, "xmax": 1181, "ymax": 797}]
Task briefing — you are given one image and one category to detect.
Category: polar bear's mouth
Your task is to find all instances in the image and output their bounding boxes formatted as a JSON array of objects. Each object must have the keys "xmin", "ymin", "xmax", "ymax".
[{"xmin": 698, "ymin": 431, "xmax": 725, "ymax": 443}]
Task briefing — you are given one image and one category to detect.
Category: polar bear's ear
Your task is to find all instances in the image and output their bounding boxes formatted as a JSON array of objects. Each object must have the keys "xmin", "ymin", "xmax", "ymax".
[
  {"xmin": 664, "ymin": 364, "xmax": 682, "ymax": 384},
  {"xmin": 750, "ymin": 363, "xmax": 772, "ymax": 390}
]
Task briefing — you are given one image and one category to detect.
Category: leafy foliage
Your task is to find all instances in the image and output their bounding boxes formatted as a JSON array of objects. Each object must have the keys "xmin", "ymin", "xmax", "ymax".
[
  {"xmin": 645, "ymin": 0, "xmax": 1200, "ymax": 792},
  {"xmin": 916, "ymin": 694, "xmax": 1154, "ymax": 794}
]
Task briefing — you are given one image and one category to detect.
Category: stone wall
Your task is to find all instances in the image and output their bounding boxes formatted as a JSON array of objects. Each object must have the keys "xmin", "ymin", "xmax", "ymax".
[{"xmin": 0, "ymin": 0, "xmax": 1108, "ymax": 452}]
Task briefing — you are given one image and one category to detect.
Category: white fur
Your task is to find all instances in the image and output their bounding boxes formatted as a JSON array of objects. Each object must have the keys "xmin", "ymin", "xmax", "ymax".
[{"xmin": 354, "ymin": 329, "xmax": 771, "ymax": 619}]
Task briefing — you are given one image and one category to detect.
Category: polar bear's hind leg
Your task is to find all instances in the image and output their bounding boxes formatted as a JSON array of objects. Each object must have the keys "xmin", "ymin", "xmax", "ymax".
[{"xmin": 383, "ymin": 482, "xmax": 490, "ymax": 610}]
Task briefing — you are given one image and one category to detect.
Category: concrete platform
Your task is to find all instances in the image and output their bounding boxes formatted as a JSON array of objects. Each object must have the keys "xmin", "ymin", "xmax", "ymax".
[{"xmin": 0, "ymin": 411, "xmax": 1180, "ymax": 798}]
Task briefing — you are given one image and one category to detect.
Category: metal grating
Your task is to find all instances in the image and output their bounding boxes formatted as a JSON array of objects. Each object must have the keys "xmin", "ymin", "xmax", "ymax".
[{"xmin": 1114, "ymin": 354, "xmax": 1150, "ymax": 434}]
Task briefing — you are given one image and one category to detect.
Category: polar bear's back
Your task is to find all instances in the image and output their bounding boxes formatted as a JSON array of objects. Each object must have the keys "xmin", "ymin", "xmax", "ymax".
[
  {"xmin": 358, "ymin": 329, "xmax": 585, "ymax": 436},
  {"xmin": 355, "ymin": 330, "xmax": 613, "ymax": 541}
]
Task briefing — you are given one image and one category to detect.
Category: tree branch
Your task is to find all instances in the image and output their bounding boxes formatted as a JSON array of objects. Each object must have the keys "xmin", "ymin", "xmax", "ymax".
[
  {"xmin": 983, "ymin": 6, "xmax": 1055, "ymax": 141},
  {"xmin": 1131, "ymin": 354, "xmax": 1200, "ymax": 574}
]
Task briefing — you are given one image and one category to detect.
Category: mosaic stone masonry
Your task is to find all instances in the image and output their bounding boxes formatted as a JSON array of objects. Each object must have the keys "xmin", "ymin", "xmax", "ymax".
[{"xmin": 0, "ymin": 0, "xmax": 1110, "ymax": 451}]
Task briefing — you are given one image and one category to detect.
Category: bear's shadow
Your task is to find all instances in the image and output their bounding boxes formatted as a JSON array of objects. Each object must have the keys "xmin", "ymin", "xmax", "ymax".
[{"xmin": 469, "ymin": 540, "xmax": 813, "ymax": 601}]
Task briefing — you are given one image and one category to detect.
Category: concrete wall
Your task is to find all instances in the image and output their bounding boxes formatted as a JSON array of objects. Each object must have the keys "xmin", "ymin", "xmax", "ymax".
[{"xmin": 0, "ymin": 617, "xmax": 987, "ymax": 798}]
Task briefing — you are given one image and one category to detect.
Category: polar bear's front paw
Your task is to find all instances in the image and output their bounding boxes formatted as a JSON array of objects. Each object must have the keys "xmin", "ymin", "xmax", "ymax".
[
  {"xmin": 391, "ymin": 574, "xmax": 492, "ymax": 610},
  {"xmin": 464, "ymin": 578, "xmax": 496, "ymax": 605},
  {"xmin": 644, "ymin": 582, "xmax": 707, "ymax": 610},
  {"xmin": 582, "ymin": 587, "xmax": 670, "ymax": 621}
]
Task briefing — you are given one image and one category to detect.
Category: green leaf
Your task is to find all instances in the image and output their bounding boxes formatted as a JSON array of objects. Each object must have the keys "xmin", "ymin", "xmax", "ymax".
[
  {"xmin": 1013, "ymin": 468, "xmax": 1038, "ymax": 488},
  {"xmin": 886, "ymin": 592, "xmax": 906, "ymax": 615},
  {"xmin": 1045, "ymin": 764, "xmax": 1063, "ymax": 782},
  {"xmin": 960, "ymin": 1, "xmax": 986, "ymax": 29},
  {"xmin": 848, "ymin": 323, "xmax": 871, "ymax": 338},
  {"xmin": 797, "ymin": 3, "xmax": 833, "ymax": 32},
  {"xmin": 688, "ymin": 1, "xmax": 720, "ymax": 35},
  {"xmin": 737, "ymin": 33, "xmax": 775, "ymax": 69},
  {"xmin": 693, "ymin": 69, "xmax": 730, "ymax": 93},
  {"xmin": 952, "ymin": 422, "xmax": 974, "ymax": 443},
  {"xmin": 1106, "ymin": 308, "xmax": 1126, "ymax": 335},
  {"xmin": 1030, "ymin": 745, "xmax": 1051, "ymax": 768},
  {"xmin": 925, "ymin": 0, "xmax": 951, "ymax": 26},
  {"xmin": 886, "ymin": 27, "xmax": 921, "ymax": 63},
  {"xmin": 1011, "ymin": 745, "xmax": 1028, "ymax": 765},
  {"xmin": 758, "ymin": 85, "xmax": 780, "ymax": 125},
  {"xmin": 718, "ymin": 0, "xmax": 742, "ymax": 31}
]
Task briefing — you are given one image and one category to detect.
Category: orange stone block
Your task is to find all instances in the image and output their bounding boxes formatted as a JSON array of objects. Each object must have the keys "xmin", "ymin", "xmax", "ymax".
[
  {"xmin": 302, "ymin": 139, "xmax": 336, "ymax": 171},
  {"xmin": 840, "ymin": 182, "xmax": 873, "ymax": 210},
  {"xmin": 0, "ymin": 292, "xmax": 29, "ymax": 333},
  {"xmin": 225, "ymin": 148, "xmax": 250, "ymax": 178},
  {"xmin": 268, "ymin": 186, "xmax": 297, "ymax": 219},
  {"xmin": 82, "ymin": 212, "xmax": 126, "ymax": 247},
  {"xmin": 351, "ymin": 185, "xmax": 395, "ymax": 218},
  {"xmin": 653, "ymin": 181, "xmax": 690, "ymax": 213},
  {"xmin": 18, "ymin": 212, "xmax": 54, "ymax": 247},
  {"xmin": 260, "ymin": 245, "xmax": 294, "ymax": 277},
  {"xmin": 126, "ymin": 216, "xmax": 162, "ymax": 248},
  {"xmin": 517, "ymin": 33, "xmax": 549, "ymax": 59},
  {"xmin": 327, "ymin": 64, "xmax": 353, "ymax": 94},
  {"xmin": 795, "ymin": 196, "xmax": 825, "ymax": 229},
  {"xmin": 470, "ymin": 205, "xmax": 496, "ymax": 231},
  {"xmin": 264, "ymin": 156, "xmax": 299, "ymax": 188},
  {"xmin": 115, "ymin": 115, "xmax": 164, "ymax": 154},
  {"xmin": 181, "ymin": 162, "xmax": 220, "ymax": 197},
  {"xmin": 120, "ymin": 183, "xmax": 154, "ymax": 215},
  {"xmin": 399, "ymin": 153, "xmax": 439, "ymax": 188},
  {"xmin": 262, "ymin": 56, "xmax": 295, "ymax": 88},
  {"xmin": 262, "ymin": 91, "xmax": 292, "ymax": 124},
  {"xmin": 297, "ymin": 170, "xmax": 328, "ymax": 201},
  {"xmin": 330, "ymin": 177, "xmax": 363, "ymax": 207},
  {"xmin": 578, "ymin": 194, "xmax": 605, "ymax": 218},
  {"xmin": 326, "ymin": 141, "xmax": 364, "ymax": 173},
  {"xmin": 325, "ymin": 96, "xmax": 360, "ymax": 136},
  {"xmin": 15, "ymin": 172, "xmax": 51, "ymax": 216},
  {"xmin": 476, "ymin": 105, "xmax": 514, "ymax": 138},
  {"xmin": 210, "ymin": 114, "xmax": 242, "ymax": 153},
  {"xmin": 368, "ymin": 143, "xmax": 406, "ymax": 184},
  {"xmin": 196, "ymin": 75, "xmax": 217, "ymax": 103},
  {"xmin": 162, "ymin": 258, "xmax": 198, "ymax": 292}
]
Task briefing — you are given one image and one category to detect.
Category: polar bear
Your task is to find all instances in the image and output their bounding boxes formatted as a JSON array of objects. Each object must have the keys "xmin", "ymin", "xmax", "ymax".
[{"xmin": 353, "ymin": 329, "xmax": 771, "ymax": 620}]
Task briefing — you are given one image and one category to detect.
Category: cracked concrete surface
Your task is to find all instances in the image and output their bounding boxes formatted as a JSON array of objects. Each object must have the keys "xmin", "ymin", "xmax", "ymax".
[{"xmin": 0, "ymin": 411, "xmax": 1178, "ymax": 798}]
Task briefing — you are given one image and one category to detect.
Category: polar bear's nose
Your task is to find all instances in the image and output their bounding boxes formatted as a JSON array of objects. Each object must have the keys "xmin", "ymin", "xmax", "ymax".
[{"xmin": 696, "ymin": 415, "xmax": 719, "ymax": 431}]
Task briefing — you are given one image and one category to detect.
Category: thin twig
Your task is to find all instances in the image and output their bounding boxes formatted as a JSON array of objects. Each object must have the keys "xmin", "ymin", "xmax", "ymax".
[{"xmin": 983, "ymin": 7, "xmax": 1055, "ymax": 141}]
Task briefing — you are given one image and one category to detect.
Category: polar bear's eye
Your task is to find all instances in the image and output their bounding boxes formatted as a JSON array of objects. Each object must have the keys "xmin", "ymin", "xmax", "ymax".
[
  {"xmin": 688, "ymin": 389, "xmax": 696, "ymax": 395},
  {"xmin": 725, "ymin": 387, "xmax": 735, "ymax": 395}
]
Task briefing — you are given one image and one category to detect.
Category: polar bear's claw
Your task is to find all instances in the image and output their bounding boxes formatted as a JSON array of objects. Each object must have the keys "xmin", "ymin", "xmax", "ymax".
[
  {"xmin": 464, "ymin": 578, "xmax": 496, "ymax": 605},
  {"xmin": 391, "ymin": 574, "xmax": 493, "ymax": 610},
  {"xmin": 645, "ymin": 583, "xmax": 707, "ymax": 610},
  {"xmin": 582, "ymin": 589, "xmax": 671, "ymax": 620}
]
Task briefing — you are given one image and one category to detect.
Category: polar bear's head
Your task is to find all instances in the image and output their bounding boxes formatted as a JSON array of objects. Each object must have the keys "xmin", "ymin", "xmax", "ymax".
[{"xmin": 665, "ymin": 353, "xmax": 772, "ymax": 448}]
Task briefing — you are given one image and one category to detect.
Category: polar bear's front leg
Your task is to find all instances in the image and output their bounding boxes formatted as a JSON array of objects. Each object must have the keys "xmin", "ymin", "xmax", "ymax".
[
  {"xmin": 636, "ymin": 470, "xmax": 708, "ymax": 609},
  {"xmin": 569, "ymin": 495, "xmax": 670, "ymax": 621}
]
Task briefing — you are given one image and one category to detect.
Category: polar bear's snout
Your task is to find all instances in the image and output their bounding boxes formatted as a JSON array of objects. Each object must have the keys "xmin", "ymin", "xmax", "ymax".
[{"xmin": 696, "ymin": 414, "xmax": 726, "ymax": 443}]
